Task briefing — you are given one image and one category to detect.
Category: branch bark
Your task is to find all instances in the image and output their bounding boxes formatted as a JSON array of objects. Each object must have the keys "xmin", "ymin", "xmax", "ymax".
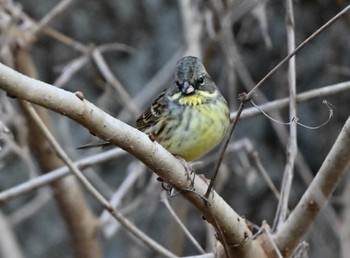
[{"xmin": 274, "ymin": 116, "xmax": 350, "ymax": 257}]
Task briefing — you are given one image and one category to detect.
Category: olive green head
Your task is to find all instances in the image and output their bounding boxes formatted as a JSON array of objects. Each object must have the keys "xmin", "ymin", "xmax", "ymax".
[{"xmin": 170, "ymin": 56, "xmax": 216, "ymax": 96}]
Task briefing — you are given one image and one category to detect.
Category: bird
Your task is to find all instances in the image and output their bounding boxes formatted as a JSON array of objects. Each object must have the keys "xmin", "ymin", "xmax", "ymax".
[
  {"xmin": 78, "ymin": 56, "xmax": 230, "ymax": 161},
  {"xmin": 136, "ymin": 56, "xmax": 230, "ymax": 161}
]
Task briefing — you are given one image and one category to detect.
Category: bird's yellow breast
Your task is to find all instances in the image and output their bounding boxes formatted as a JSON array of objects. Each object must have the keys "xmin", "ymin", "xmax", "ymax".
[{"xmin": 157, "ymin": 97, "xmax": 230, "ymax": 161}]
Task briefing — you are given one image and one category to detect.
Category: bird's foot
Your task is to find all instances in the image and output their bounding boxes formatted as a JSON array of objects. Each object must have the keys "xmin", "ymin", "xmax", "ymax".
[{"xmin": 174, "ymin": 155, "xmax": 196, "ymax": 190}]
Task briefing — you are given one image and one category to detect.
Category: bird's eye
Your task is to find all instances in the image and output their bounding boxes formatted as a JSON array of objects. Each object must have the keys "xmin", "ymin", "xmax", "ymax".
[{"xmin": 197, "ymin": 76, "xmax": 204, "ymax": 86}]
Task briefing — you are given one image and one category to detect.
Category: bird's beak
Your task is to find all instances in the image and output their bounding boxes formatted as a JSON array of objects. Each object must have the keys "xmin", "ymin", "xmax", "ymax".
[{"xmin": 181, "ymin": 81, "xmax": 195, "ymax": 95}]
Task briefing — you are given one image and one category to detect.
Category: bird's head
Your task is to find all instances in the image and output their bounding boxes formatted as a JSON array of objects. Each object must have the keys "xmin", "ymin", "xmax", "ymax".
[{"xmin": 173, "ymin": 56, "xmax": 216, "ymax": 96}]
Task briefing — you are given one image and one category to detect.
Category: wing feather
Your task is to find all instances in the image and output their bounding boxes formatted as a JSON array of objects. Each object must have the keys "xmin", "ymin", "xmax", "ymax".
[{"xmin": 136, "ymin": 89, "xmax": 168, "ymax": 132}]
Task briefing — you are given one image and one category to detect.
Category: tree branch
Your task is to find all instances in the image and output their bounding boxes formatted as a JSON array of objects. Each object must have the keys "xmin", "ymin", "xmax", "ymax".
[
  {"xmin": 273, "ymin": 0, "xmax": 297, "ymax": 230},
  {"xmin": 0, "ymin": 63, "xmax": 268, "ymax": 257},
  {"xmin": 274, "ymin": 116, "xmax": 350, "ymax": 257}
]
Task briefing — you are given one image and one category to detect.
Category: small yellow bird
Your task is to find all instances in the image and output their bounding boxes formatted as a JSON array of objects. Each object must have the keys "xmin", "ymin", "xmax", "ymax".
[{"xmin": 136, "ymin": 56, "xmax": 230, "ymax": 161}]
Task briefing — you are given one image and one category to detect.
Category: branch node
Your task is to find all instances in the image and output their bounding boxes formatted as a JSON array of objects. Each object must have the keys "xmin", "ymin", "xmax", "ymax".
[
  {"xmin": 75, "ymin": 91, "xmax": 85, "ymax": 100},
  {"xmin": 238, "ymin": 91, "xmax": 251, "ymax": 103}
]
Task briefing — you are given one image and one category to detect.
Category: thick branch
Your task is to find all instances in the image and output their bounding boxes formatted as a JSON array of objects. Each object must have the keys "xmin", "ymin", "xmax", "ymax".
[
  {"xmin": 274, "ymin": 117, "xmax": 350, "ymax": 257},
  {"xmin": 0, "ymin": 63, "xmax": 268, "ymax": 257}
]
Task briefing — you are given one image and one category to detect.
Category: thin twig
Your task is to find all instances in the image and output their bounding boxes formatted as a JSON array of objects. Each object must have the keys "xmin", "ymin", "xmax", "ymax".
[
  {"xmin": 43, "ymin": 27, "xmax": 87, "ymax": 52},
  {"xmin": 251, "ymin": 151, "xmax": 280, "ymax": 200},
  {"xmin": 236, "ymin": 81, "xmax": 350, "ymax": 120},
  {"xmin": 161, "ymin": 192, "xmax": 206, "ymax": 254},
  {"xmin": 246, "ymin": 4, "xmax": 350, "ymax": 99},
  {"xmin": 0, "ymin": 148, "xmax": 126, "ymax": 203},
  {"xmin": 8, "ymin": 188, "xmax": 51, "ymax": 225},
  {"xmin": 273, "ymin": 0, "xmax": 298, "ymax": 230},
  {"xmin": 205, "ymin": 100, "xmax": 246, "ymax": 198},
  {"xmin": 99, "ymin": 162, "xmax": 146, "ymax": 238},
  {"xmin": 92, "ymin": 48, "xmax": 140, "ymax": 118},
  {"xmin": 54, "ymin": 43, "xmax": 133, "ymax": 88},
  {"xmin": 261, "ymin": 222, "xmax": 284, "ymax": 258},
  {"xmin": 34, "ymin": 0, "xmax": 75, "ymax": 35},
  {"xmin": 206, "ymin": 205, "xmax": 231, "ymax": 258}
]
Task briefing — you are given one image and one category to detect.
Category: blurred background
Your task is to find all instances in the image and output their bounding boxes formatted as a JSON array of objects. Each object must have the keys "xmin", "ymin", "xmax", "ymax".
[{"xmin": 0, "ymin": 0, "xmax": 349, "ymax": 257}]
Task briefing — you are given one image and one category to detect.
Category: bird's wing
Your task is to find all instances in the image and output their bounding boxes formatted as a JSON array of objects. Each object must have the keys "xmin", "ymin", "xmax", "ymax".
[{"xmin": 136, "ymin": 89, "xmax": 168, "ymax": 131}]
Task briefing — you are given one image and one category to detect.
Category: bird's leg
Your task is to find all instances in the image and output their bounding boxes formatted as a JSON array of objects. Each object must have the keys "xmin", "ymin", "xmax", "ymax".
[
  {"xmin": 156, "ymin": 177, "xmax": 173, "ymax": 195},
  {"xmin": 174, "ymin": 155, "xmax": 196, "ymax": 190}
]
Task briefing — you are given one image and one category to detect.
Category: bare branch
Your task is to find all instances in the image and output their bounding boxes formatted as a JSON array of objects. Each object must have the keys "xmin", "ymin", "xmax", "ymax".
[
  {"xmin": 245, "ymin": 4, "xmax": 350, "ymax": 99},
  {"xmin": 273, "ymin": 0, "xmax": 298, "ymax": 230},
  {"xmin": 161, "ymin": 192, "xmax": 206, "ymax": 254},
  {"xmin": 34, "ymin": 0, "xmax": 75, "ymax": 35},
  {"xmin": 0, "ymin": 211, "xmax": 25, "ymax": 258},
  {"xmin": 0, "ymin": 148, "xmax": 126, "ymax": 202},
  {"xmin": 99, "ymin": 162, "xmax": 146, "ymax": 238},
  {"xmin": 178, "ymin": 0, "xmax": 203, "ymax": 57},
  {"xmin": 92, "ymin": 48, "xmax": 140, "ymax": 117},
  {"xmin": 235, "ymin": 81, "xmax": 350, "ymax": 120},
  {"xmin": 274, "ymin": 117, "xmax": 350, "ymax": 257}
]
